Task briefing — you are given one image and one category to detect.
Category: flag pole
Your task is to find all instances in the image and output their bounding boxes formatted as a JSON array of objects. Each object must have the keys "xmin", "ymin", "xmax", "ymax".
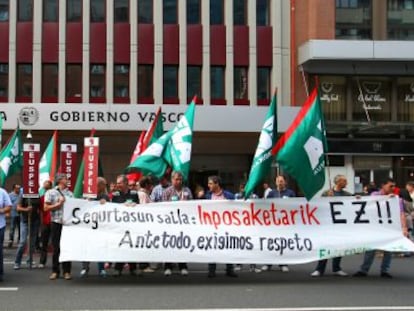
[{"xmin": 314, "ymin": 76, "xmax": 332, "ymax": 191}]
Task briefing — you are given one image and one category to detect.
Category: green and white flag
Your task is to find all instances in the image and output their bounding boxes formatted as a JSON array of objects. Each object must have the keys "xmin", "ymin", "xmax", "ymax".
[
  {"xmin": 0, "ymin": 127, "xmax": 23, "ymax": 186},
  {"xmin": 39, "ymin": 131, "xmax": 58, "ymax": 195},
  {"xmin": 127, "ymin": 98, "xmax": 196, "ymax": 180},
  {"xmin": 244, "ymin": 92, "xmax": 277, "ymax": 199},
  {"xmin": 0, "ymin": 114, "xmax": 3, "ymax": 148},
  {"xmin": 272, "ymin": 87, "xmax": 327, "ymax": 201}
]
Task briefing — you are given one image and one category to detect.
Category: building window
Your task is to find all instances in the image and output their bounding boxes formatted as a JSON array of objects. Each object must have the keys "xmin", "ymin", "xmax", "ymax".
[
  {"xmin": 163, "ymin": 65, "xmax": 178, "ymax": 99},
  {"xmin": 91, "ymin": 0, "xmax": 105, "ymax": 23},
  {"xmin": 67, "ymin": 0, "xmax": 81, "ymax": 22},
  {"xmin": 257, "ymin": 67, "xmax": 270, "ymax": 101},
  {"xmin": 352, "ymin": 77, "xmax": 391, "ymax": 122},
  {"xmin": 138, "ymin": 65, "xmax": 153, "ymax": 100},
  {"xmin": 43, "ymin": 0, "xmax": 58, "ymax": 22},
  {"xmin": 187, "ymin": 0, "xmax": 200, "ymax": 24},
  {"xmin": 114, "ymin": 64, "xmax": 129, "ymax": 98},
  {"xmin": 234, "ymin": 0, "xmax": 247, "ymax": 25},
  {"xmin": 163, "ymin": 0, "xmax": 177, "ymax": 24},
  {"xmin": 335, "ymin": 0, "xmax": 372, "ymax": 39},
  {"xmin": 0, "ymin": 64, "xmax": 8, "ymax": 98},
  {"xmin": 211, "ymin": 66, "xmax": 225, "ymax": 99},
  {"xmin": 42, "ymin": 64, "xmax": 58, "ymax": 99},
  {"xmin": 388, "ymin": 0, "xmax": 414, "ymax": 39},
  {"xmin": 115, "ymin": 0, "xmax": 128, "ymax": 23},
  {"xmin": 234, "ymin": 67, "xmax": 248, "ymax": 99},
  {"xmin": 66, "ymin": 64, "xmax": 82, "ymax": 100},
  {"xmin": 90, "ymin": 64, "xmax": 105, "ymax": 97},
  {"xmin": 18, "ymin": 0, "xmax": 33, "ymax": 21},
  {"xmin": 318, "ymin": 76, "xmax": 347, "ymax": 121},
  {"xmin": 210, "ymin": 0, "xmax": 224, "ymax": 25},
  {"xmin": 138, "ymin": 0, "xmax": 152, "ymax": 24},
  {"xmin": 187, "ymin": 66, "xmax": 201, "ymax": 99},
  {"xmin": 257, "ymin": 0, "xmax": 270, "ymax": 26},
  {"xmin": 16, "ymin": 64, "xmax": 32, "ymax": 98},
  {"xmin": 0, "ymin": 0, "xmax": 9, "ymax": 22},
  {"xmin": 397, "ymin": 77, "xmax": 414, "ymax": 121}
]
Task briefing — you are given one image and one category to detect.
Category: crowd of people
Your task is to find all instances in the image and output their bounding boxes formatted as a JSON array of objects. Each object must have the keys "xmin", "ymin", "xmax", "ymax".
[{"xmin": 0, "ymin": 172, "xmax": 412, "ymax": 282}]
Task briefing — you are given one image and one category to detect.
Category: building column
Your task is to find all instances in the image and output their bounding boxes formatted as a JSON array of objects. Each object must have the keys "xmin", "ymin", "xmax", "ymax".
[
  {"xmin": 82, "ymin": 0, "xmax": 90, "ymax": 103},
  {"xmin": 58, "ymin": 0, "xmax": 66, "ymax": 103},
  {"xmin": 153, "ymin": 1, "xmax": 163, "ymax": 105},
  {"xmin": 106, "ymin": 0, "xmax": 114, "ymax": 103},
  {"xmin": 201, "ymin": 0, "xmax": 210, "ymax": 105},
  {"xmin": 8, "ymin": 0, "xmax": 17, "ymax": 103},
  {"xmin": 225, "ymin": 0, "xmax": 234, "ymax": 106},
  {"xmin": 272, "ymin": 1, "xmax": 289, "ymax": 106},
  {"xmin": 130, "ymin": 0, "xmax": 138, "ymax": 104},
  {"xmin": 248, "ymin": 0, "xmax": 257, "ymax": 106},
  {"xmin": 179, "ymin": 0, "xmax": 187, "ymax": 104},
  {"xmin": 32, "ymin": 0, "xmax": 42, "ymax": 102}
]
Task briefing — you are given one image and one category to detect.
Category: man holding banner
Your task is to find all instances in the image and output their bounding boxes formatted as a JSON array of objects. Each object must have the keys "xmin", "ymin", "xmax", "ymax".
[
  {"xmin": 311, "ymin": 174, "xmax": 351, "ymax": 277},
  {"xmin": 353, "ymin": 178, "xmax": 407, "ymax": 279},
  {"xmin": 111, "ymin": 174, "xmax": 140, "ymax": 277},
  {"xmin": 45, "ymin": 174, "xmax": 73, "ymax": 280}
]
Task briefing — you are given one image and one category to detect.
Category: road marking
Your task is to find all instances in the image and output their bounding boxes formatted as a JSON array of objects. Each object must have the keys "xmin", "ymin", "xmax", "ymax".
[
  {"xmin": 78, "ymin": 308, "xmax": 414, "ymax": 311},
  {"xmin": 0, "ymin": 287, "xmax": 18, "ymax": 291}
]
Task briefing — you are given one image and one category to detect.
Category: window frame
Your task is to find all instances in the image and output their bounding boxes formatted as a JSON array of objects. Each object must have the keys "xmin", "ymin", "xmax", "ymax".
[
  {"xmin": 138, "ymin": 64, "xmax": 154, "ymax": 104},
  {"xmin": 163, "ymin": 0, "xmax": 178, "ymax": 24},
  {"xmin": 138, "ymin": 0, "xmax": 153, "ymax": 24},
  {"xmin": 67, "ymin": 0, "xmax": 82, "ymax": 22},
  {"xmin": 18, "ymin": 0, "xmax": 33, "ymax": 22},
  {"xmin": 42, "ymin": 63, "xmax": 58, "ymax": 102},
  {"xmin": 114, "ymin": 0, "xmax": 129, "ymax": 23},
  {"xmin": 0, "ymin": 0, "xmax": 9, "ymax": 22},
  {"xmin": 90, "ymin": 0, "xmax": 106, "ymax": 23},
  {"xmin": 163, "ymin": 65, "xmax": 179, "ymax": 103},
  {"xmin": 66, "ymin": 63, "xmax": 82, "ymax": 103},
  {"xmin": 16, "ymin": 63, "xmax": 33, "ymax": 102}
]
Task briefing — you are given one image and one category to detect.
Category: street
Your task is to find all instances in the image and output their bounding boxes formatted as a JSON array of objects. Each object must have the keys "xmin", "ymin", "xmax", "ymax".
[{"xmin": 1, "ymin": 246, "xmax": 414, "ymax": 311}]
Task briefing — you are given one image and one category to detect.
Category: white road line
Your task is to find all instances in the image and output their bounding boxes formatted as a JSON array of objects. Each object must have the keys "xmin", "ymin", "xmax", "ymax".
[
  {"xmin": 0, "ymin": 287, "xmax": 18, "ymax": 291},
  {"xmin": 76, "ymin": 308, "xmax": 414, "ymax": 311}
]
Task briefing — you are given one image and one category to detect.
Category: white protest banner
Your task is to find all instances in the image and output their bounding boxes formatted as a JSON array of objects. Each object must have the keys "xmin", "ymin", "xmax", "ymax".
[{"xmin": 60, "ymin": 196, "xmax": 414, "ymax": 263}]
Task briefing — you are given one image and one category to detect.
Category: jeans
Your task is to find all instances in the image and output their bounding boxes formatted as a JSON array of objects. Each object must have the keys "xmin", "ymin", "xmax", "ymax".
[
  {"xmin": 15, "ymin": 219, "xmax": 39, "ymax": 265},
  {"xmin": 39, "ymin": 223, "xmax": 51, "ymax": 265},
  {"xmin": 165, "ymin": 262, "xmax": 187, "ymax": 270},
  {"xmin": 0, "ymin": 226, "xmax": 5, "ymax": 278},
  {"xmin": 8, "ymin": 215, "xmax": 20, "ymax": 243},
  {"xmin": 82, "ymin": 261, "xmax": 105, "ymax": 272},
  {"xmin": 315, "ymin": 257, "xmax": 342, "ymax": 274},
  {"xmin": 51, "ymin": 222, "xmax": 71, "ymax": 275},
  {"xmin": 360, "ymin": 250, "xmax": 392, "ymax": 274},
  {"xmin": 208, "ymin": 263, "xmax": 234, "ymax": 273}
]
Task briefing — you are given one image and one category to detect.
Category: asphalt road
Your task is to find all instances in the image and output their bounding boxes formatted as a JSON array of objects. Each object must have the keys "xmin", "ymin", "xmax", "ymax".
[{"xmin": 1, "ymin": 245, "xmax": 414, "ymax": 311}]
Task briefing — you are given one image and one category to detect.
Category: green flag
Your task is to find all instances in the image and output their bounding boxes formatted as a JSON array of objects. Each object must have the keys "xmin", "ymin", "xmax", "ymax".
[
  {"xmin": 73, "ymin": 160, "xmax": 84, "ymax": 198},
  {"xmin": 39, "ymin": 131, "xmax": 58, "ymax": 195},
  {"xmin": 244, "ymin": 92, "xmax": 277, "ymax": 199},
  {"xmin": 0, "ymin": 114, "xmax": 3, "ymax": 148},
  {"xmin": 272, "ymin": 87, "xmax": 327, "ymax": 201},
  {"xmin": 127, "ymin": 99, "xmax": 196, "ymax": 180},
  {"xmin": 0, "ymin": 127, "xmax": 23, "ymax": 187}
]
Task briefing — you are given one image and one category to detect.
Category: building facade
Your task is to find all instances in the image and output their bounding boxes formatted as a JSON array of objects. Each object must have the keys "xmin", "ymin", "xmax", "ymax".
[
  {"xmin": 0, "ymin": 0, "xmax": 292, "ymax": 192},
  {"xmin": 296, "ymin": 0, "xmax": 414, "ymax": 192}
]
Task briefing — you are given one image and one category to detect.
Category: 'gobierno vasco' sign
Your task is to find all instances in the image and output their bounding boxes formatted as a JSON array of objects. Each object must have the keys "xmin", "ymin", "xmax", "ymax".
[{"xmin": 60, "ymin": 196, "xmax": 414, "ymax": 264}]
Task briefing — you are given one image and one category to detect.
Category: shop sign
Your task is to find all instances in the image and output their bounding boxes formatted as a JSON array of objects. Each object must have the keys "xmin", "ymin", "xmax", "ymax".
[{"xmin": 357, "ymin": 81, "xmax": 386, "ymax": 110}]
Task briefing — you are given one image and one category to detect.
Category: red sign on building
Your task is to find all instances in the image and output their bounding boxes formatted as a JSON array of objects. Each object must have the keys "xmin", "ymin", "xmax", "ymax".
[
  {"xmin": 23, "ymin": 143, "xmax": 40, "ymax": 198},
  {"xmin": 83, "ymin": 137, "xmax": 99, "ymax": 198},
  {"xmin": 60, "ymin": 144, "xmax": 77, "ymax": 192}
]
